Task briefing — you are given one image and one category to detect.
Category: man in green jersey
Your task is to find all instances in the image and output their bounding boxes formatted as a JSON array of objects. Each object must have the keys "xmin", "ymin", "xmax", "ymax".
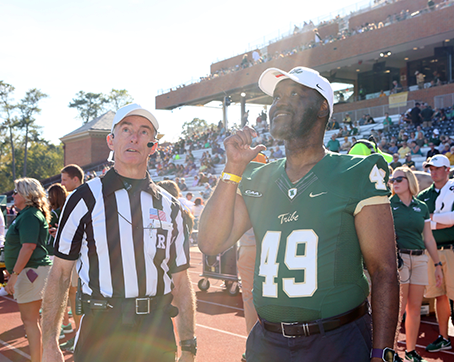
[
  {"xmin": 199, "ymin": 66, "xmax": 399, "ymax": 362},
  {"xmin": 417, "ymin": 155, "xmax": 454, "ymax": 353}
]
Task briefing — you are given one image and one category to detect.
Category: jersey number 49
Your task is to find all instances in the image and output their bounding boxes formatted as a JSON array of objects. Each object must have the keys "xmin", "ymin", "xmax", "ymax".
[{"xmin": 259, "ymin": 230, "xmax": 318, "ymax": 298}]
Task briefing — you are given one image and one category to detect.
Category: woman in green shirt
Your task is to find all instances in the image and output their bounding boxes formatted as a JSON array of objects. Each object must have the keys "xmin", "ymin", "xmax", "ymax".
[
  {"xmin": 390, "ymin": 167, "xmax": 442, "ymax": 362},
  {"xmin": 5, "ymin": 178, "xmax": 51, "ymax": 362}
]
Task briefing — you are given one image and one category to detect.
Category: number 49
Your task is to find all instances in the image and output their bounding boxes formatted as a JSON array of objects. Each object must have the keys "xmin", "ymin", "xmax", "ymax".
[{"xmin": 258, "ymin": 230, "xmax": 318, "ymax": 298}]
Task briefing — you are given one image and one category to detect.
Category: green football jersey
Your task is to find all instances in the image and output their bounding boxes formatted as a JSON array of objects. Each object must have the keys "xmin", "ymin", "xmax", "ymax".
[{"xmin": 239, "ymin": 152, "xmax": 390, "ymax": 323}]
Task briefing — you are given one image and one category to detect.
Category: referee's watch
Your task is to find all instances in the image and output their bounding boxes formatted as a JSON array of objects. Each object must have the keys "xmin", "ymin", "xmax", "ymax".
[
  {"xmin": 371, "ymin": 347, "xmax": 398, "ymax": 361},
  {"xmin": 180, "ymin": 337, "xmax": 197, "ymax": 356}
]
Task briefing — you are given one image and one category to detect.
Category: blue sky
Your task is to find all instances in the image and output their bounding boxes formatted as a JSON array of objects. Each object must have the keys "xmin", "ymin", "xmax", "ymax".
[{"xmin": 1, "ymin": 0, "xmax": 364, "ymax": 144}]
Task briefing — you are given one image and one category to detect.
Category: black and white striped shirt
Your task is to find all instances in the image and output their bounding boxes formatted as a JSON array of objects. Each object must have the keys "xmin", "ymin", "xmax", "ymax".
[{"xmin": 54, "ymin": 169, "xmax": 190, "ymax": 299}]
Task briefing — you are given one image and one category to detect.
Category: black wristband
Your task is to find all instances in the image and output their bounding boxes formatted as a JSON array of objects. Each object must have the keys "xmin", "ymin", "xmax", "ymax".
[
  {"xmin": 434, "ymin": 261, "xmax": 442, "ymax": 267},
  {"xmin": 180, "ymin": 337, "xmax": 197, "ymax": 356}
]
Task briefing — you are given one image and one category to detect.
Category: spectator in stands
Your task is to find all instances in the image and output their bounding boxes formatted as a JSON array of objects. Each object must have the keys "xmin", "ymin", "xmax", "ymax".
[
  {"xmin": 404, "ymin": 153, "xmax": 416, "ymax": 169},
  {"xmin": 272, "ymin": 146, "xmax": 283, "ymax": 159},
  {"xmin": 379, "ymin": 90, "xmax": 386, "ymax": 98},
  {"xmin": 415, "ymin": 125, "xmax": 424, "ymax": 139},
  {"xmin": 241, "ymin": 54, "xmax": 249, "ymax": 69},
  {"xmin": 421, "ymin": 103, "xmax": 434, "ymax": 127},
  {"xmin": 441, "ymin": 142, "xmax": 451, "ymax": 155},
  {"xmin": 383, "ymin": 112, "xmax": 393, "ymax": 132},
  {"xmin": 433, "ymin": 71, "xmax": 441, "ymax": 86},
  {"xmin": 198, "ymin": 172, "xmax": 209, "ymax": 186},
  {"xmin": 410, "ymin": 103, "xmax": 423, "ymax": 127},
  {"xmin": 378, "ymin": 138, "xmax": 389, "ymax": 153},
  {"xmin": 398, "ymin": 141, "xmax": 411, "ymax": 159},
  {"xmin": 391, "ymin": 80, "xmax": 403, "ymax": 94},
  {"xmin": 365, "ymin": 114, "xmax": 375, "ymax": 124},
  {"xmin": 343, "ymin": 113, "xmax": 352, "ymax": 126},
  {"xmin": 208, "ymin": 174, "xmax": 217, "ymax": 187},
  {"xmin": 339, "ymin": 125, "xmax": 349, "ymax": 137},
  {"xmin": 416, "ymin": 71, "xmax": 425, "ymax": 89},
  {"xmin": 415, "ymin": 132, "xmax": 426, "ymax": 148},
  {"xmin": 349, "ymin": 122, "xmax": 359, "ymax": 136},
  {"xmin": 409, "ymin": 141, "xmax": 422, "ymax": 156},
  {"xmin": 426, "ymin": 142, "xmax": 441, "ymax": 159},
  {"xmin": 429, "ymin": 129, "xmax": 442, "ymax": 146},
  {"xmin": 326, "ymin": 118, "xmax": 340, "ymax": 130},
  {"xmin": 389, "ymin": 154, "xmax": 402, "ymax": 169},
  {"xmin": 388, "ymin": 141, "xmax": 398, "ymax": 155},
  {"xmin": 358, "ymin": 114, "xmax": 367, "ymax": 126},
  {"xmin": 201, "ymin": 183, "xmax": 212, "ymax": 201},
  {"xmin": 390, "ymin": 166, "xmax": 442, "ymax": 362},
  {"xmin": 191, "ymin": 175, "xmax": 199, "ymax": 188},
  {"xmin": 326, "ymin": 134, "xmax": 340, "ymax": 153},
  {"xmin": 340, "ymin": 136, "xmax": 351, "ymax": 151},
  {"xmin": 179, "ymin": 178, "xmax": 188, "ymax": 191},
  {"xmin": 445, "ymin": 146, "xmax": 454, "ymax": 165},
  {"xmin": 358, "ymin": 85, "xmax": 366, "ymax": 100}
]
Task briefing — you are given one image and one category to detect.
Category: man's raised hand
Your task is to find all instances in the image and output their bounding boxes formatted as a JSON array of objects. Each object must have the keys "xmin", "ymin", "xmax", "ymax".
[{"xmin": 223, "ymin": 126, "xmax": 266, "ymax": 174}]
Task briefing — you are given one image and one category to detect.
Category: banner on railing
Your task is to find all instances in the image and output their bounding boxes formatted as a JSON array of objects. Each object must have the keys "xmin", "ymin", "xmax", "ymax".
[{"xmin": 389, "ymin": 92, "xmax": 408, "ymax": 108}]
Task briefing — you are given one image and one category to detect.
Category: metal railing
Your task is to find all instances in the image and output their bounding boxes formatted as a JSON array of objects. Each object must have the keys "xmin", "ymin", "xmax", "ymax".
[
  {"xmin": 332, "ymin": 100, "xmax": 416, "ymax": 123},
  {"xmin": 434, "ymin": 93, "xmax": 454, "ymax": 109}
]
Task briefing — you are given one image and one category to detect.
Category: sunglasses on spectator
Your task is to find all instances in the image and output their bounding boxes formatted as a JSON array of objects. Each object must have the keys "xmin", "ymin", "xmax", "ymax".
[{"xmin": 389, "ymin": 176, "xmax": 407, "ymax": 184}]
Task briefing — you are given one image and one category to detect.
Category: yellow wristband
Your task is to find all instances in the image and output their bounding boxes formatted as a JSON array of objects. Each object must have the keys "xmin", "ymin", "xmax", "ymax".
[{"xmin": 221, "ymin": 172, "xmax": 242, "ymax": 184}]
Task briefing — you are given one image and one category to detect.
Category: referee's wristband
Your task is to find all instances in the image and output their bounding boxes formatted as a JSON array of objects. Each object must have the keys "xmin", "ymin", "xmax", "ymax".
[
  {"xmin": 221, "ymin": 172, "xmax": 242, "ymax": 184},
  {"xmin": 434, "ymin": 261, "xmax": 442, "ymax": 267}
]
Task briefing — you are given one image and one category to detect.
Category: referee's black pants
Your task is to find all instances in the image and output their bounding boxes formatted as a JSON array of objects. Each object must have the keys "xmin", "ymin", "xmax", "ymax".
[{"xmin": 74, "ymin": 309, "xmax": 176, "ymax": 362}]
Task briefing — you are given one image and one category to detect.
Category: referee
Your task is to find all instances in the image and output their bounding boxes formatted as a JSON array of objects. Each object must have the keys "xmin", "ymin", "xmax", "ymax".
[{"xmin": 42, "ymin": 103, "xmax": 196, "ymax": 362}]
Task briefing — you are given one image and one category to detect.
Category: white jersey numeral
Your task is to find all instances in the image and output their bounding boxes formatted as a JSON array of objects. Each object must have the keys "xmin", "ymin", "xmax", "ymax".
[
  {"xmin": 369, "ymin": 165, "xmax": 387, "ymax": 190},
  {"xmin": 259, "ymin": 229, "xmax": 318, "ymax": 298},
  {"xmin": 258, "ymin": 231, "xmax": 281, "ymax": 298}
]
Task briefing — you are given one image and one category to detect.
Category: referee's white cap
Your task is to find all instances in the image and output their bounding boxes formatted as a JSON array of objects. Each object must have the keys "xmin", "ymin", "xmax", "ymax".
[
  {"xmin": 258, "ymin": 66, "xmax": 334, "ymax": 119},
  {"xmin": 111, "ymin": 103, "xmax": 159, "ymax": 134}
]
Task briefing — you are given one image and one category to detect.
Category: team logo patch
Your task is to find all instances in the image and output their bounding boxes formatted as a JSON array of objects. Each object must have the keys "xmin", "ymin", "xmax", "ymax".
[
  {"xmin": 288, "ymin": 188, "xmax": 297, "ymax": 199},
  {"xmin": 150, "ymin": 208, "xmax": 166, "ymax": 221},
  {"xmin": 289, "ymin": 68, "xmax": 303, "ymax": 75},
  {"xmin": 244, "ymin": 189, "xmax": 262, "ymax": 198},
  {"xmin": 413, "ymin": 207, "xmax": 421, "ymax": 212}
]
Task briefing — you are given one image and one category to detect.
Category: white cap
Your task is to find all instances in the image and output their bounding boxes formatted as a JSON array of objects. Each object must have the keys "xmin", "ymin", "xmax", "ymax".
[
  {"xmin": 433, "ymin": 129, "xmax": 440, "ymax": 135},
  {"xmin": 111, "ymin": 103, "xmax": 159, "ymax": 134},
  {"xmin": 258, "ymin": 66, "xmax": 334, "ymax": 119},
  {"xmin": 425, "ymin": 154, "xmax": 450, "ymax": 169}
]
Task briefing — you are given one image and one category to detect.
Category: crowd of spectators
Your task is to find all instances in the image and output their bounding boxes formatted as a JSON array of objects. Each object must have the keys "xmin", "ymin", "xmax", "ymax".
[
  {"xmin": 164, "ymin": 0, "xmax": 453, "ymax": 92},
  {"xmin": 327, "ymin": 102, "xmax": 454, "ymax": 169},
  {"xmin": 145, "ymin": 112, "xmax": 284, "ymax": 180}
]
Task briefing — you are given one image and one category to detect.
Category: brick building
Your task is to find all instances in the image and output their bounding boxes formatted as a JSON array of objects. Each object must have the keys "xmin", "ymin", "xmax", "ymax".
[{"xmin": 60, "ymin": 111, "xmax": 114, "ymax": 167}]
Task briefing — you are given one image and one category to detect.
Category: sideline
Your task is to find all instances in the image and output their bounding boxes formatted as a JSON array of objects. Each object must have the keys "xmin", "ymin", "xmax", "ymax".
[
  {"xmin": 397, "ymin": 341, "xmax": 454, "ymax": 356},
  {"xmin": 197, "ymin": 299, "xmax": 244, "ymax": 312},
  {"xmin": 0, "ymin": 339, "xmax": 31, "ymax": 360},
  {"xmin": 196, "ymin": 324, "xmax": 247, "ymax": 339}
]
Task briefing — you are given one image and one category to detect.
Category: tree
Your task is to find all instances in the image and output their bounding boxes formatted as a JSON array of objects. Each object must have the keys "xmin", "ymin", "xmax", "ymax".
[
  {"xmin": 69, "ymin": 91, "xmax": 108, "ymax": 124},
  {"xmin": 18, "ymin": 88, "xmax": 48, "ymax": 177},
  {"xmin": 106, "ymin": 89, "xmax": 133, "ymax": 111},
  {"xmin": 182, "ymin": 118, "xmax": 208, "ymax": 137},
  {"xmin": 0, "ymin": 81, "xmax": 19, "ymax": 181}
]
